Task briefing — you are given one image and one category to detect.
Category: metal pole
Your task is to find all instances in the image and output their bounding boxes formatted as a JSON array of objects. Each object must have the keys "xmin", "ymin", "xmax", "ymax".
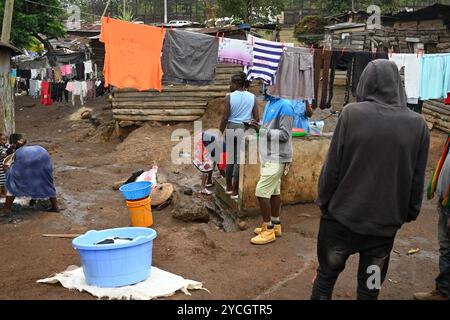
[{"xmin": 164, "ymin": 0, "xmax": 167, "ymax": 23}]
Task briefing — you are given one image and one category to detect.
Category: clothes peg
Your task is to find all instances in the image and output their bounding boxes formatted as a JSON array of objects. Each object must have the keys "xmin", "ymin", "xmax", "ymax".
[
  {"xmin": 340, "ymin": 47, "xmax": 345, "ymax": 58},
  {"xmin": 388, "ymin": 48, "xmax": 393, "ymax": 58},
  {"xmin": 215, "ymin": 32, "xmax": 219, "ymax": 41},
  {"xmin": 222, "ymin": 32, "xmax": 225, "ymax": 43},
  {"xmin": 170, "ymin": 24, "xmax": 173, "ymax": 33},
  {"xmin": 322, "ymin": 46, "xmax": 325, "ymax": 55},
  {"xmin": 310, "ymin": 44, "xmax": 314, "ymax": 54}
]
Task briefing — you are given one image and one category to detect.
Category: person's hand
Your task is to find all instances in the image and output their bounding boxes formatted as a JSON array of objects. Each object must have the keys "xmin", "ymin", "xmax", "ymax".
[
  {"xmin": 248, "ymin": 119, "xmax": 261, "ymax": 133},
  {"xmin": 284, "ymin": 163, "xmax": 291, "ymax": 176}
]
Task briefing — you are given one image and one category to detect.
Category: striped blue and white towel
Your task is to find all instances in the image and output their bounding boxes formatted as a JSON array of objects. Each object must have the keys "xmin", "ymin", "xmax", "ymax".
[{"xmin": 246, "ymin": 36, "xmax": 284, "ymax": 85}]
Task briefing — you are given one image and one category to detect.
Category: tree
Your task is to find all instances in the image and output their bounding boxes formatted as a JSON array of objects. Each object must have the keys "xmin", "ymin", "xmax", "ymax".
[
  {"xmin": 294, "ymin": 15, "xmax": 328, "ymax": 46},
  {"xmin": 316, "ymin": 0, "xmax": 399, "ymax": 15},
  {"xmin": 217, "ymin": 0, "xmax": 285, "ymax": 24},
  {"xmin": 0, "ymin": 0, "xmax": 66, "ymax": 50}
]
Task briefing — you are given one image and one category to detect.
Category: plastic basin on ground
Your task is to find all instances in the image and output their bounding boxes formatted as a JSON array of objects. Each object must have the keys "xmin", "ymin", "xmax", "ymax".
[
  {"xmin": 119, "ymin": 181, "xmax": 152, "ymax": 201},
  {"xmin": 72, "ymin": 227, "xmax": 157, "ymax": 288}
]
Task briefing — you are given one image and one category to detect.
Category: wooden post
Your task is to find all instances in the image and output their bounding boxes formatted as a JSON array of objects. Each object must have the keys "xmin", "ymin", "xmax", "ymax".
[{"xmin": 0, "ymin": 0, "xmax": 15, "ymax": 136}]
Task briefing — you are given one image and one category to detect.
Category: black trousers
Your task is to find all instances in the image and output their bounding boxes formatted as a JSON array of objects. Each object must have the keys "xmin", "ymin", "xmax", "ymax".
[{"xmin": 311, "ymin": 218, "xmax": 395, "ymax": 300}]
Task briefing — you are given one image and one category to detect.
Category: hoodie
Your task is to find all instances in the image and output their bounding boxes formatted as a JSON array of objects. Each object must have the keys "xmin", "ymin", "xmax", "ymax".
[
  {"xmin": 317, "ymin": 60, "xmax": 430, "ymax": 237},
  {"xmin": 259, "ymin": 97, "xmax": 295, "ymax": 163}
]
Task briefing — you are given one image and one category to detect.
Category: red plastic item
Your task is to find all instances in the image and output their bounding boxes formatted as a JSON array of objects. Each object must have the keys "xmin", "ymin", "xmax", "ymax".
[{"xmin": 444, "ymin": 93, "xmax": 450, "ymax": 105}]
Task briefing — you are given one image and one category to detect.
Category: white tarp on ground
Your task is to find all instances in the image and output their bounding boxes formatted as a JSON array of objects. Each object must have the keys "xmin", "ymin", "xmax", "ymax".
[{"xmin": 37, "ymin": 265, "xmax": 208, "ymax": 300}]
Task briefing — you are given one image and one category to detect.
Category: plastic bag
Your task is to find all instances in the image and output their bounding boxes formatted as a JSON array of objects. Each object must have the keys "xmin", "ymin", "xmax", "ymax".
[
  {"xmin": 309, "ymin": 121, "xmax": 324, "ymax": 136},
  {"xmin": 136, "ymin": 165, "xmax": 158, "ymax": 191}
]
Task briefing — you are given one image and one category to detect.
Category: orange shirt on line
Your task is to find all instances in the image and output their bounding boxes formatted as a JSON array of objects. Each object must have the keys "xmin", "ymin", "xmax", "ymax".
[{"xmin": 100, "ymin": 17, "xmax": 165, "ymax": 92}]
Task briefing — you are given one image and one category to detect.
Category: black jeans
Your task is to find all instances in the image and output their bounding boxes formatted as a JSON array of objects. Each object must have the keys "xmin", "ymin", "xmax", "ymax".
[
  {"xmin": 311, "ymin": 218, "xmax": 395, "ymax": 300},
  {"xmin": 436, "ymin": 207, "xmax": 450, "ymax": 298}
]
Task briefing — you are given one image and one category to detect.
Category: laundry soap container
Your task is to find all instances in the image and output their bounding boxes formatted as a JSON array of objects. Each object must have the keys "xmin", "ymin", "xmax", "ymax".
[{"xmin": 72, "ymin": 227, "xmax": 157, "ymax": 287}]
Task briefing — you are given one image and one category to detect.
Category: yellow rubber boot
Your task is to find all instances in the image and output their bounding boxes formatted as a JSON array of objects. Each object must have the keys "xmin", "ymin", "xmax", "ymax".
[
  {"xmin": 254, "ymin": 224, "xmax": 282, "ymax": 237},
  {"xmin": 251, "ymin": 224, "xmax": 276, "ymax": 245}
]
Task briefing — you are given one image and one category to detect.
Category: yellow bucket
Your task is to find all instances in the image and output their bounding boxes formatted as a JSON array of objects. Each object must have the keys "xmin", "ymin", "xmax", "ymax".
[{"xmin": 125, "ymin": 196, "xmax": 153, "ymax": 227}]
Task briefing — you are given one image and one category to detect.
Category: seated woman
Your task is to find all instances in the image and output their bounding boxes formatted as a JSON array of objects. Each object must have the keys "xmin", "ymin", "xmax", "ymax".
[{"xmin": 0, "ymin": 133, "xmax": 59, "ymax": 216}]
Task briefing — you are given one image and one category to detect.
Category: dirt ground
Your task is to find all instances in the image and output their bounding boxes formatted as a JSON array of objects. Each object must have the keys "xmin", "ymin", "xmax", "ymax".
[{"xmin": 0, "ymin": 88, "xmax": 447, "ymax": 300}]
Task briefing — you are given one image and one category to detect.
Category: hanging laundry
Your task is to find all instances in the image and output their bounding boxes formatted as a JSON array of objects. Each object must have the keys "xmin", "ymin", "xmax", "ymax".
[
  {"xmin": 420, "ymin": 53, "xmax": 450, "ymax": 100},
  {"xmin": 40, "ymin": 81, "xmax": 52, "ymax": 106},
  {"xmin": 218, "ymin": 38, "xmax": 253, "ymax": 66},
  {"xmin": 101, "ymin": 16, "xmax": 165, "ymax": 91},
  {"xmin": 162, "ymin": 29, "xmax": 218, "ymax": 86},
  {"xmin": 313, "ymin": 49, "xmax": 332, "ymax": 109},
  {"xmin": 30, "ymin": 69, "xmax": 38, "ymax": 79},
  {"xmin": 17, "ymin": 69, "xmax": 31, "ymax": 79},
  {"xmin": 84, "ymin": 60, "xmax": 93, "ymax": 78},
  {"xmin": 29, "ymin": 79, "xmax": 41, "ymax": 98},
  {"xmin": 86, "ymin": 80, "xmax": 95, "ymax": 99},
  {"xmin": 60, "ymin": 65, "xmax": 72, "ymax": 77},
  {"xmin": 352, "ymin": 51, "xmax": 388, "ymax": 96},
  {"xmin": 267, "ymin": 47, "xmax": 314, "ymax": 100},
  {"xmin": 46, "ymin": 68, "xmax": 54, "ymax": 81},
  {"xmin": 63, "ymin": 80, "xmax": 70, "ymax": 103},
  {"xmin": 246, "ymin": 37, "xmax": 283, "ymax": 85},
  {"xmin": 326, "ymin": 51, "xmax": 354, "ymax": 108},
  {"xmin": 54, "ymin": 67, "xmax": 62, "ymax": 82},
  {"xmin": 75, "ymin": 62, "xmax": 84, "ymax": 80},
  {"xmin": 10, "ymin": 69, "xmax": 16, "ymax": 77},
  {"xmin": 51, "ymin": 82, "xmax": 58, "ymax": 101},
  {"xmin": 66, "ymin": 81, "xmax": 87, "ymax": 106},
  {"xmin": 389, "ymin": 53, "xmax": 421, "ymax": 104}
]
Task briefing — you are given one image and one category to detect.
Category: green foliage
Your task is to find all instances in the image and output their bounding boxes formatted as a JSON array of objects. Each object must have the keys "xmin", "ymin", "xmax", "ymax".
[
  {"xmin": 294, "ymin": 15, "xmax": 328, "ymax": 46},
  {"xmin": 216, "ymin": 0, "xmax": 285, "ymax": 23},
  {"xmin": 116, "ymin": 0, "xmax": 134, "ymax": 21},
  {"xmin": 0, "ymin": 0, "xmax": 66, "ymax": 49},
  {"xmin": 316, "ymin": 0, "xmax": 399, "ymax": 15}
]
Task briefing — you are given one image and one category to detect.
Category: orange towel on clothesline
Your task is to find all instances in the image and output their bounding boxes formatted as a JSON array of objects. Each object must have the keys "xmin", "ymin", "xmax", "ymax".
[{"xmin": 100, "ymin": 17, "xmax": 165, "ymax": 92}]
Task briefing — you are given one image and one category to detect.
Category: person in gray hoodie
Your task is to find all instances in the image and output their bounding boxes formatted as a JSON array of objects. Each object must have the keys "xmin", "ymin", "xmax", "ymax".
[{"xmin": 311, "ymin": 59, "xmax": 430, "ymax": 300}]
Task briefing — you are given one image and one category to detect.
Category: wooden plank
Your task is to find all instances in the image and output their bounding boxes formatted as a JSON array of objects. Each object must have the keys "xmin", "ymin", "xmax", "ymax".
[
  {"xmin": 113, "ymin": 91, "xmax": 227, "ymax": 98},
  {"xmin": 113, "ymin": 104, "xmax": 209, "ymax": 110},
  {"xmin": 112, "ymin": 85, "xmax": 230, "ymax": 93},
  {"xmin": 113, "ymin": 115, "xmax": 202, "ymax": 121},
  {"xmin": 113, "ymin": 96, "xmax": 208, "ymax": 102},
  {"xmin": 112, "ymin": 101, "xmax": 207, "ymax": 108},
  {"xmin": 112, "ymin": 108, "xmax": 206, "ymax": 116}
]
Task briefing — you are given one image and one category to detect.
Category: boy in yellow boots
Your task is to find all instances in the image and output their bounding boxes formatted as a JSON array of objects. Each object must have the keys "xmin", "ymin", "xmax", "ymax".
[{"xmin": 249, "ymin": 96, "xmax": 295, "ymax": 245}]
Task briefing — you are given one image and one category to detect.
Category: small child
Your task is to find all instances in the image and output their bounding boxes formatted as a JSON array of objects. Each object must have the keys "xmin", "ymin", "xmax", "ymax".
[
  {"xmin": 0, "ymin": 134, "xmax": 10, "ymax": 197},
  {"xmin": 192, "ymin": 131, "xmax": 226, "ymax": 195}
]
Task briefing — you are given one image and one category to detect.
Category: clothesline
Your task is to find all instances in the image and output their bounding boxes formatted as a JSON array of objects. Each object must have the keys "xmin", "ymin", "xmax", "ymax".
[{"xmin": 98, "ymin": 17, "xmax": 450, "ymax": 107}]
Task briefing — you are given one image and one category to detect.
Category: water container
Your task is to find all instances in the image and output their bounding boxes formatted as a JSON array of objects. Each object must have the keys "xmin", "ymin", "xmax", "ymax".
[{"xmin": 72, "ymin": 227, "xmax": 157, "ymax": 287}]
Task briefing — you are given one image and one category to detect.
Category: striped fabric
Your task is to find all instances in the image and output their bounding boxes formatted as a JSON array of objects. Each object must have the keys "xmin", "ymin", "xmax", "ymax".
[{"xmin": 246, "ymin": 36, "xmax": 284, "ymax": 85}]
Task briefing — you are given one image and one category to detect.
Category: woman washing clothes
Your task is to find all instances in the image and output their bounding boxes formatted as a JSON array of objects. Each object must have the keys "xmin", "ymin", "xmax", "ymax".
[
  {"xmin": 219, "ymin": 73, "xmax": 259, "ymax": 199},
  {"xmin": 0, "ymin": 134, "xmax": 59, "ymax": 216}
]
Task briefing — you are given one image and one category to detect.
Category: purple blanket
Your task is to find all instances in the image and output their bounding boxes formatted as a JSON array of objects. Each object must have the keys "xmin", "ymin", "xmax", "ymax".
[{"xmin": 6, "ymin": 145, "xmax": 56, "ymax": 198}]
